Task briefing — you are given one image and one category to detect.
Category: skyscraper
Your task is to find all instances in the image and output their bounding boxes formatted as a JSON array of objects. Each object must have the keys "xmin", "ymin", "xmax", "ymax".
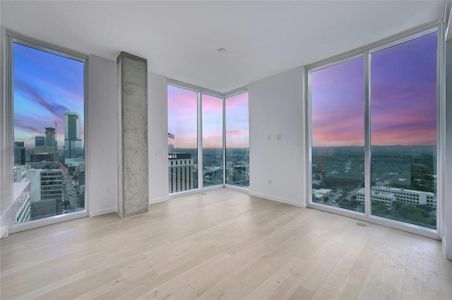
[
  {"xmin": 14, "ymin": 141, "xmax": 26, "ymax": 165},
  {"xmin": 26, "ymin": 168, "xmax": 64, "ymax": 219},
  {"xmin": 168, "ymin": 153, "xmax": 194, "ymax": 193},
  {"xmin": 64, "ymin": 112, "xmax": 81, "ymax": 158},
  {"xmin": 168, "ymin": 132, "xmax": 175, "ymax": 153},
  {"xmin": 45, "ymin": 127, "xmax": 57, "ymax": 152},
  {"xmin": 35, "ymin": 136, "xmax": 45, "ymax": 147}
]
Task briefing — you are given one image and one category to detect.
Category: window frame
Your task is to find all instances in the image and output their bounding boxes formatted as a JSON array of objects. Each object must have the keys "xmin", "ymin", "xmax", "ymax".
[
  {"xmin": 201, "ymin": 92, "xmax": 224, "ymax": 188},
  {"xmin": 224, "ymin": 90, "xmax": 250, "ymax": 190},
  {"xmin": 4, "ymin": 30, "xmax": 90, "ymax": 233},
  {"xmin": 166, "ymin": 80, "xmax": 226, "ymax": 196},
  {"xmin": 305, "ymin": 21, "xmax": 445, "ymax": 239},
  {"xmin": 166, "ymin": 80, "xmax": 249, "ymax": 196}
]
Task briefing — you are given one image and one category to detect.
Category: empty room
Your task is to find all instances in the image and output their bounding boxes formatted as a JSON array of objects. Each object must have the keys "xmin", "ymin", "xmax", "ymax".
[{"xmin": 1, "ymin": 1, "xmax": 452, "ymax": 299}]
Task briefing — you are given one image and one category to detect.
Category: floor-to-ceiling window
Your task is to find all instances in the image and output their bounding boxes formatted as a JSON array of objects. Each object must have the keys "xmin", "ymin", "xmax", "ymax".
[
  {"xmin": 168, "ymin": 87, "xmax": 249, "ymax": 193},
  {"xmin": 168, "ymin": 85, "xmax": 199, "ymax": 193},
  {"xmin": 202, "ymin": 93, "xmax": 223, "ymax": 187},
  {"xmin": 310, "ymin": 57, "xmax": 365, "ymax": 213},
  {"xmin": 370, "ymin": 32, "xmax": 438, "ymax": 229},
  {"xmin": 309, "ymin": 27, "xmax": 440, "ymax": 232},
  {"xmin": 225, "ymin": 92, "xmax": 249, "ymax": 187},
  {"xmin": 12, "ymin": 39, "xmax": 86, "ymax": 224}
]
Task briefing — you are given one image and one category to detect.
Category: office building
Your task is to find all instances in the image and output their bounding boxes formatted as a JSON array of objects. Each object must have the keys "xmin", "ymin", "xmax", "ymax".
[
  {"xmin": 35, "ymin": 136, "xmax": 45, "ymax": 147},
  {"xmin": 13, "ymin": 141, "xmax": 25, "ymax": 165},
  {"xmin": 45, "ymin": 127, "xmax": 57, "ymax": 153},
  {"xmin": 13, "ymin": 181, "xmax": 32, "ymax": 224},
  {"xmin": 64, "ymin": 112, "xmax": 82, "ymax": 158},
  {"xmin": 356, "ymin": 186, "xmax": 437, "ymax": 208},
  {"xmin": 26, "ymin": 168, "xmax": 64, "ymax": 219},
  {"xmin": 168, "ymin": 153, "xmax": 194, "ymax": 193}
]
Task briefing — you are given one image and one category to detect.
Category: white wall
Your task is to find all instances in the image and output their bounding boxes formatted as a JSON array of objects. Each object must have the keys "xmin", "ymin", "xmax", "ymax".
[
  {"xmin": 444, "ymin": 39, "xmax": 452, "ymax": 260},
  {"xmin": 148, "ymin": 72, "xmax": 169, "ymax": 203},
  {"xmin": 248, "ymin": 67, "xmax": 306, "ymax": 207},
  {"xmin": 87, "ymin": 55, "xmax": 118, "ymax": 216}
]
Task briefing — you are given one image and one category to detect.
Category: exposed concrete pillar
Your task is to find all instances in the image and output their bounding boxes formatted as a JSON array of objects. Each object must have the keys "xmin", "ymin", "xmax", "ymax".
[{"xmin": 117, "ymin": 52, "xmax": 149, "ymax": 218}]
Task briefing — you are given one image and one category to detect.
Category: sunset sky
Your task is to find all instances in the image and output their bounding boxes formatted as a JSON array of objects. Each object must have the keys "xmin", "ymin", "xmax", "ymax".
[
  {"xmin": 168, "ymin": 85, "xmax": 249, "ymax": 149},
  {"xmin": 226, "ymin": 92, "xmax": 249, "ymax": 148},
  {"xmin": 202, "ymin": 94, "xmax": 223, "ymax": 149},
  {"xmin": 168, "ymin": 85, "xmax": 198, "ymax": 149},
  {"xmin": 311, "ymin": 55, "xmax": 365, "ymax": 147},
  {"xmin": 13, "ymin": 42, "xmax": 85, "ymax": 148},
  {"xmin": 311, "ymin": 32, "xmax": 437, "ymax": 147},
  {"xmin": 14, "ymin": 31, "xmax": 433, "ymax": 151}
]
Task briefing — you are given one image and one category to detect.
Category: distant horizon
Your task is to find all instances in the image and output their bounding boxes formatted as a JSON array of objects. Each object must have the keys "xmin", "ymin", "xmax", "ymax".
[
  {"xmin": 169, "ymin": 147, "xmax": 249, "ymax": 150},
  {"xmin": 312, "ymin": 144, "xmax": 435, "ymax": 148}
]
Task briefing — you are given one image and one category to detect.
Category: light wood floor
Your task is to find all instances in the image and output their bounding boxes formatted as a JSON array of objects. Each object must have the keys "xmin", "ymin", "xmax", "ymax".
[{"xmin": 1, "ymin": 189, "xmax": 451, "ymax": 300}]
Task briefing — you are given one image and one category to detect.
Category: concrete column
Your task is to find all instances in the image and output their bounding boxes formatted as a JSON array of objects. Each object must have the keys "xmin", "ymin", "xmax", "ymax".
[{"xmin": 117, "ymin": 52, "xmax": 149, "ymax": 218}]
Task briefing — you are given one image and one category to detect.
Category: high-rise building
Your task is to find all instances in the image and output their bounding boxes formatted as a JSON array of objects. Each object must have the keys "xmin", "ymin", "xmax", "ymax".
[
  {"xmin": 35, "ymin": 136, "xmax": 45, "ymax": 147},
  {"xmin": 168, "ymin": 153, "xmax": 194, "ymax": 193},
  {"xmin": 26, "ymin": 168, "xmax": 64, "ymax": 219},
  {"xmin": 64, "ymin": 112, "xmax": 81, "ymax": 158},
  {"xmin": 76, "ymin": 164, "xmax": 85, "ymax": 194},
  {"xmin": 45, "ymin": 127, "xmax": 57, "ymax": 152},
  {"xmin": 32, "ymin": 146, "xmax": 56, "ymax": 162},
  {"xmin": 168, "ymin": 132, "xmax": 175, "ymax": 153},
  {"xmin": 14, "ymin": 165, "xmax": 30, "ymax": 182},
  {"xmin": 14, "ymin": 181, "xmax": 31, "ymax": 224},
  {"xmin": 30, "ymin": 128, "xmax": 57, "ymax": 162},
  {"xmin": 14, "ymin": 141, "xmax": 26, "ymax": 165}
]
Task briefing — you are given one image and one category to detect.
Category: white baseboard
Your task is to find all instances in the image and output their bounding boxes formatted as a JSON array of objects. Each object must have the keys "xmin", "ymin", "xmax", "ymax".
[
  {"xmin": 89, "ymin": 207, "xmax": 117, "ymax": 217},
  {"xmin": 149, "ymin": 196, "xmax": 168, "ymax": 205},
  {"xmin": 249, "ymin": 190, "xmax": 306, "ymax": 208},
  {"xmin": 224, "ymin": 184, "xmax": 249, "ymax": 194}
]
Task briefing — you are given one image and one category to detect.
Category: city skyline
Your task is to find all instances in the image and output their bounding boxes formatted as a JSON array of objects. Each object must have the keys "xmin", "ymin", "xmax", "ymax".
[
  {"xmin": 13, "ymin": 42, "xmax": 85, "ymax": 148},
  {"xmin": 311, "ymin": 32, "xmax": 437, "ymax": 147}
]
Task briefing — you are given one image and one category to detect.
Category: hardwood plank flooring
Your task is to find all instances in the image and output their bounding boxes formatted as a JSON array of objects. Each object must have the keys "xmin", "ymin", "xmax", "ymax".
[{"xmin": 1, "ymin": 189, "xmax": 451, "ymax": 300}]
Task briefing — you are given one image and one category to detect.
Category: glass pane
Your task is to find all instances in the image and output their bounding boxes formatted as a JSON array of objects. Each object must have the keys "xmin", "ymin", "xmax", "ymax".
[
  {"xmin": 168, "ymin": 85, "xmax": 198, "ymax": 193},
  {"xmin": 370, "ymin": 32, "xmax": 437, "ymax": 229},
  {"xmin": 311, "ymin": 57, "xmax": 365, "ymax": 213},
  {"xmin": 225, "ymin": 92, "xmax": 249, "ymax": 187},
  {"xmin": 13, "ymin": 42, "xmax": 85, "ymax": 223},
  {"xmin": 202, "ymin": 94, "xmax": 223, "ymax": 187}
]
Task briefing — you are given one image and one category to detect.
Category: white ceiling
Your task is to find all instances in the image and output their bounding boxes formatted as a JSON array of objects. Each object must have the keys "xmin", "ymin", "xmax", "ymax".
[{"xmin": 1, "ymin": 1, "xmax": 445, "ymax": 93}]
